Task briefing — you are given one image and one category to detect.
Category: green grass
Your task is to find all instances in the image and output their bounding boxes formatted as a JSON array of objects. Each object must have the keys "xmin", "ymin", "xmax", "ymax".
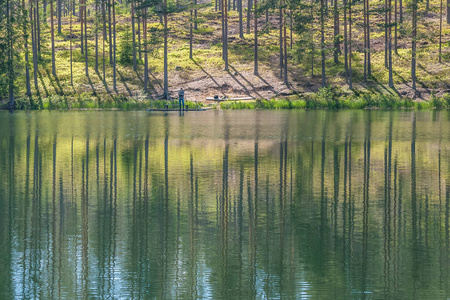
[{"xmin": 218, "ymin": 87, "xmax": 450, "ymax": 110}]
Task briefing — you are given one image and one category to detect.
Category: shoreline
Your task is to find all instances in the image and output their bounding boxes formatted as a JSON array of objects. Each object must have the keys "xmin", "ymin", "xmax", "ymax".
[{"xmin": 2, "ymin": 87, "xmax": 450, "ymax": 110}]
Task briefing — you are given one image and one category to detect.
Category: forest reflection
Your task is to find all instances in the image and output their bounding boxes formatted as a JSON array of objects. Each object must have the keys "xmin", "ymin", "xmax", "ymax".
[{"xmin": 0, "ymin": 110, "xmax": 450, "ymax": 298}]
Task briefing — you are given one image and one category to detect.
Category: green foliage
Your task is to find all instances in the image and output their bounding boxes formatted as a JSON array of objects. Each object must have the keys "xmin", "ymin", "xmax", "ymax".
[{"xmin": 119, "ymin": 26, "xmax": 134, "ymax": 66}]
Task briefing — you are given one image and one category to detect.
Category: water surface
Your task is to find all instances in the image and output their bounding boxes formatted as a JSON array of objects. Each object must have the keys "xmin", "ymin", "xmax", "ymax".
[{"xmin": 0, "ymin": 110, "xmax": 449, "ymax": 299}]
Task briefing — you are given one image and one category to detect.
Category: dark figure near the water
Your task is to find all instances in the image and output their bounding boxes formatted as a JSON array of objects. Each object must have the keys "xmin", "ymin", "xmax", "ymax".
[{"xmin": 178, "ymin": 88, "xmax": 185, "ymax": 110}]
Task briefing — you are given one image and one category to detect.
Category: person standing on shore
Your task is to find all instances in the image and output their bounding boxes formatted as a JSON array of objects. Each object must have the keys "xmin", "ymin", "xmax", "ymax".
[{"xmin": 178, "ymin": 88, "xmax": 185, "ymax": 110}]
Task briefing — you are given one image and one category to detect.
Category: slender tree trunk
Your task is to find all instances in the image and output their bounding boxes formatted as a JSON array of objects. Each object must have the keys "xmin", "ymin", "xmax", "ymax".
[
  {"xmin": 440, "ymin": 0, "xmax": 443, "ymax": 62},
  {"xmin": 448, "ymin": 0, "xmax": 450, "ymax": 24},
  {"xmin": 113, "ymin": 0, "xmax": 116, "ymax": 90},
  {"xmin": 132, "ymin": 0, "xmax": 137, "ymax": 71},
  {"xmin": 102, "ymin": 0, "xmax": 106, "ymax": 79},
  {"xmin": 239, "ymin": 0, "xmax": 243, "ymax": 38},
  {"xmin": 290, "ymin": 10, "xmax": 293, "ymax": 49},
  {"xmin": 321, "ymin": 0, "xmax": 326, "ymax": 87},
  {"xmin": 164, "ymin": 0, "xmax": 169, "ymax": 98},
  {"xmin": 144, "ymin": 8, "xmax": 148, "ymax": 92},
  {"xmin": 51, "ymin": 0, "xmax": 56, "ymax": 76},
  {"xmin": 400, "ymin": 0, "xmax": 402, "ymax": 23},
  {"xmin": 85, "ymin": 0, "xmax": 89, "ymax": 77},
  {"xmin": 388, "ymin": 0, "xmax": 393, "ymax": 87},
  {"xmin": 194, "ymin": 0, "xmax": 198, "ymax": 30},
  {"xmin": 394, "ymin": 0, "xmax": 397, "ymax": 54},
  {"xmin": 254, "ymin": 0, "xmax": 258, "ymax": 74},
  {"xmin": 58, "ymin": 0, "xmax": 62, "ymax": 33},
  {"xmin": 30, "ymin": 0, "xmax": 40, "ymax": 95},
  {"xmin": 138, "ymin": 10, "xmax": 141, "ymax": 61},
  {"xmin": 385, "ymin": 0, "xmax": 388, "ymax": 67},
  {"xmin": 81, "ymin": 0, "xmax": 84, "ymax": 54},
  {"xmin": 367, "ymin": 0, "xmax": 371, "ymax": 76},
  {"xmin": 283, "ymin": 8, "xmax": 288, "ymax": 85},
  {"xmin": 344, "ymin": 0, "xmax": 348, "ymax": 83},
  {"xmin": 70, "ymin": 0, "xmax": 73, "ymax": 85},
  {"xmin": 23, "ymin": 0, "xmax": 32, "ymax": 97},
  {"xmin": 36, "ymin": 0, "xmax": 41, "ymax": 54},
  {"xmin": 349, "ymin": 0, "xmax": 352, "ymax": 88},
  {"xmin": 412, "ymin": 0, "xmax": 417, "ymax": 91},
  {"xmin": 363, "ymin": 0, "xmax": 367, "ymax": 80},
  {"xmin": 279, "ymin": 2, "xmax": 283, "ymax": 78},
  {"xmin": 224, "ymin": 0, "xmax": 228, "ymax": 70},
  {"xmin": 247, "ymin": 0, "xmax": 252, "ymax": 34},
  {"xmin": 7, "ymin": 0, "xmax": 14, "ymax": 109},
  {"xmin": 190, "ymin": 7, "xmax": 193, "ymax": 59},
  {"xmin": 95, "ymin": 0, "xmax": 99, "ymax": 73},
  {"xmin": 108, "ymin": 0, "xmax": 112, "ymax": 64},
  {"xmin": 333, "ymin": 0, "xmax": 339, "ymax": 63}
]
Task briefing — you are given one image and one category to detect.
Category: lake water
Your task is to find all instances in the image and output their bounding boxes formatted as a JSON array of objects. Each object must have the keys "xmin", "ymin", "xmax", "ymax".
[{"xmin": 0, "ymin": 110, "xmax": 449, "ymax": 299}]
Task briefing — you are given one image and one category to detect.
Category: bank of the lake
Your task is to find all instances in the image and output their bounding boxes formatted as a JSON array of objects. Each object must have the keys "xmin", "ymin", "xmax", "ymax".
[{"xmin": 2, "ymin": 87, "xmax": 450, "ymax": 110}]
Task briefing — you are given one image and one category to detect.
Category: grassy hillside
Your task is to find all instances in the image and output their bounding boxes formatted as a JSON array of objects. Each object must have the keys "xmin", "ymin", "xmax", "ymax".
[{"xmin": 5, "ymin": 0, "xmax": 450, "ymax": 109}]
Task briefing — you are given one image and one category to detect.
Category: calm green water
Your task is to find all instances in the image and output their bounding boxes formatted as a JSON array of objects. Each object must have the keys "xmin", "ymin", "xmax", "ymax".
[{"xmin": 0, "ymin": 110, "xmax": 449, "ymax": 299}]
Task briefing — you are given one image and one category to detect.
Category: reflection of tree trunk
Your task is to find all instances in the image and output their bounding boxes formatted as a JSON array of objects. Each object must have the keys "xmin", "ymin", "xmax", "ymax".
[
  {"xmin": 361, "ymin": 113, "xmax": 371, "ymax": 297},
  {"xmin": 411, "ymin": 113, "xmax": 420, "ymax": 289},
  {"xmin": 238, "ymin": 166, "xmax": 244, "ymax": 296}
]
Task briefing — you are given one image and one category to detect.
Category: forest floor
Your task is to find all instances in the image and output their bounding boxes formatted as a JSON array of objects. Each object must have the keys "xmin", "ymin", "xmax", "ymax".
[{"xmin": 7, "ymin": 0, "xmax": 450, "ymax": 109}]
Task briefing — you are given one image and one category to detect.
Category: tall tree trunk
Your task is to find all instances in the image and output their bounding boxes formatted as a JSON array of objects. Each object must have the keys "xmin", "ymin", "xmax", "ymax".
[
  {"xmin": 394, "ymin": 0, "xmax": 397, "ymax": 54},
  {"xmin": 363, "ymin": 0, "xmax": 367, "ymax": 80},
  {"xmin": 51, "ymin": 0, "xmax": 56, "ymax": 76},
  {"xmin": 254, "ymin": 0, "xmax": 258, "ymax": 74},
  {"xmin": 138, "ymin": 9, "xmax": 141, "ymax": 61},
  {"xmin": 36, "ymin": 0, "xmax": 41, "ymax": 54},
  {"xmin": 223, "ymin": 0, "xmax": 229, "ymax": 70},
  {"xmin": 238, "ymin": 0, "xmax": 243, "ymax": 38},
  {"xmin": 400, "ymin": 0, "xmax": 402, "ymax": 23},
  {"xmin": 164, "ymin": 0, "xmax": 169, "ymax": 98},
  {"xmin": 385, "ymin": 0, "xmax": 388, "ymax": 67},
  {"xmin": 102, "ymin": 0, "xmax": 106, "ymax": 79},
  {"xmin": 132, "ymin": 0, "xmax": 137, "ymax": 71},
  {"xmin": 344, "ymin": 0, "xmax": 348, "ymax": 83},
  {"xmin": 310, "ymin": 0, "xmax": 314, "ymax": 77},
  {"xmin": 95, "ymin": 0, "xmax": 99, "ymax": 73},
  {"xmin": 113, "ymin": 0, "xmax": 116, "ymax": 90},
  {"xmin": 70, "ymin": 0, "xmax": 73, "ymax": 85},
  {"xmin": 108, "ymin": 0, "xmax": 112, "ymax": 64},
  {"xmin": 290, "ymin": 10, "xmax": 293, "ymax": 49},
  {"xmin": 448, "ymin": 0, "xmax": 450, "ymax": 24},
  {"xmin": 279, "ymin": 2, "xmax": 283, "ymax": 78},
  {"xmin": 349, "ymin": 0, "xmax": 352, "ymax": 89},
  {"xmin": 440, "ymin": 0, "xmax": 443, "ymax": 62},
  {"xmin": 412, "ymin": 0, "xmax": 417, "ymax": 90},
  {"xmin": 194, "ymin": 0, "xmax": 198, "ymax": 30},
  {"xmin": 388, "ymin": 0, "xmax": 393, "ymax": 87},
  {"xmin": 7, "ymin": 0, "xmax": 14, "ymax": 109},
  {"xmin": 333, "ymin": 0, "xmax": 339, "ymax": 64},
  {"xmin": 81, "ymin": 0, "xmax": 84, "ymax": 54},
  {"xmin": 247, "ymin": 0, "xmax": 252, "ymax": 34},
  {"xmin": 283, "ymin": 8, "xmax": 287, "ymax": 85},
  {"xmin": 367, "ymin": 0, "xmax": 371, "ymax": 76},
  {"xmin": 85, "ymin": 0, "xmax": 88, "ymax": 77},
  {"xmin": 144, "ymin": 8, "xmax": 148, "ymax": 92},
  {"xmin": 321, "ymin": 0, "xmax": 326, "ymax": 87},
  {"xmin": 23, "ymin": 0, "xmax": 32, "ymax": 97},
  {"xmin": 30, "ymin": 0, "xmax": 40, "ymax": 95},
  {"xmin": 190, "ymin": 7, "xmax": 193, "ymax": 59},
  {"xmin": 58, "ymin": 0, "xmax": 62, "ymax": 33}
]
